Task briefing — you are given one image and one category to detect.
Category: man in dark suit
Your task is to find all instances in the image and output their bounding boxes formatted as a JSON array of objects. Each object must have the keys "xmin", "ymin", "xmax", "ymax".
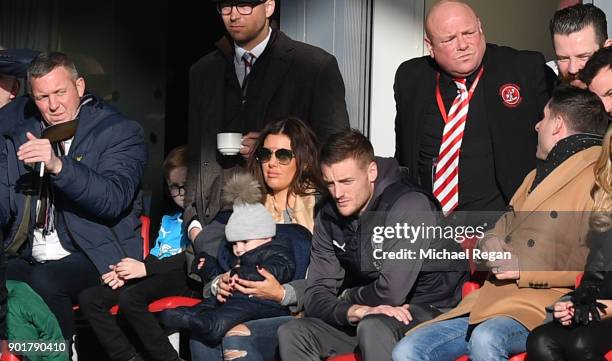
[
  {"xmin": 550, "ymin": 3, "xmax": 611, "ymax": 88},
  {"xmin": 394, "ymin": 0, "xmax": 554, "ymax": 216},
  {"xmin": 184, "ymin": 0, "xmax": 349, "ymax": 242}
]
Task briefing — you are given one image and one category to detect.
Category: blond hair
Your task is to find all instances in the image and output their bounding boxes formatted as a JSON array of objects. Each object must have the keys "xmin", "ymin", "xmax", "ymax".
[{"xmin": 590, "ymin": 125, "xmax": 612, "ymax": 232}]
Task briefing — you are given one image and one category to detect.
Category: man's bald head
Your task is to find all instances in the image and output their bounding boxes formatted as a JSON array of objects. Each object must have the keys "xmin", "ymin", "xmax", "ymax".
[
  {"xmin": 426, "ymin": 1, "xmax": 479, "ymax": 38},
  {"xmin": 425, "ymin": 0, "xmax": 486, "ymax": 78}
]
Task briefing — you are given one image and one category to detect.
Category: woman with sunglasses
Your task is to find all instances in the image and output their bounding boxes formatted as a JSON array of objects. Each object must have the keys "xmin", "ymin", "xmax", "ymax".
[
  {"xmin": 527, "ymin": 126, "xmax": 612, "ymax": 361},
  {"xmin": 190, "ymin": 117, "xmax": 325, "ymax": 361},
  {"xmin": 248, "ymin": 117, "xmax": 323, "ymax": 232}
]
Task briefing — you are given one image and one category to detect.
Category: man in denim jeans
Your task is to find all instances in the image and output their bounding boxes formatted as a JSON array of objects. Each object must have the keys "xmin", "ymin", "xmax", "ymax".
[{"xmin": 392, "ymin": 86, "xmax": 608, "ymax": 361}]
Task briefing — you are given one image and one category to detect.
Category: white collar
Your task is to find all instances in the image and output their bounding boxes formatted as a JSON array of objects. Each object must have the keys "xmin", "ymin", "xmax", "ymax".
[{"xmin": 234, "ymin": 27, "xmax": 272, "ymax": 63}]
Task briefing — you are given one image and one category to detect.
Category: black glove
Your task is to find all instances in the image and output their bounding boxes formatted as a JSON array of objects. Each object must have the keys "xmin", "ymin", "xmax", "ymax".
[
  {"xmin": 568, "ymin": 286, "xmax": 608, "ymax": 325},
  {"xmin": 192, "ymin": 251, "xmax": 222, "ymax": 283}
]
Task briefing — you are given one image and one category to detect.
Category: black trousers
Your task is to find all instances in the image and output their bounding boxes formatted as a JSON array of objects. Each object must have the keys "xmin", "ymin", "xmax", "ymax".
[
  {"xmin": 6, "ymin": 253, "xmax": 100, "ymax": 340},
  {"xmin": 160, "ymin": 294, "xmax": 289, "ymax": 346},
  {"xmin": 527, "ymin": 319, "xmax": 612, "ymax": 361},
  {"xmin": 278, "ymin": 304, "xmax": 442, "ymax": 361},
  {"xmin": 78, "ymin": 268, "xmax": 189, "ymax": 361}
]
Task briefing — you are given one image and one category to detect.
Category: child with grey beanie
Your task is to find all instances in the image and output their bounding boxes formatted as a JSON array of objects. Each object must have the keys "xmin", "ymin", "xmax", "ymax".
[{"xmin": 160, "ymin": 173, "xmax": 296, "ymax": 345}]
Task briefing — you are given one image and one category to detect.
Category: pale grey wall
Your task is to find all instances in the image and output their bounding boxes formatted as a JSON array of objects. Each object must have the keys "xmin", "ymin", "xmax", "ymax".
[
  {"xmin": 369, "ymin": 0, "xmax": 424, "ymax": 157},
  {"xmin": 425, "ymin": 0, "xmax": 559, "ymax": 59},
  {"xmin": 592, "ymin": 0, "xmax": 612, "ymax": 39}
]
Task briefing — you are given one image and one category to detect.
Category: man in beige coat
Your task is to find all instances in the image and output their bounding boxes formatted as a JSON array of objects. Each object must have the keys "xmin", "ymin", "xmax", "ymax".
[{"xmin": 392, "ymin": 85, "xmax": 609, "ymax": 361}]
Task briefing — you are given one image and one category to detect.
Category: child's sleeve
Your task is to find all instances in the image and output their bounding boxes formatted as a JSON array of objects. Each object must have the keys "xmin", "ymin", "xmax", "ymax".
[
  {"xmin": 144, "ymin": 252, "xmax": 186, "ymax": 276},
  {"xmin": 192, "ymin": 251, "xmax": 225, "ymax": 283},
  {"xmin": 233, "ymin": 243, "xmax": 296, "ymax": 284}
]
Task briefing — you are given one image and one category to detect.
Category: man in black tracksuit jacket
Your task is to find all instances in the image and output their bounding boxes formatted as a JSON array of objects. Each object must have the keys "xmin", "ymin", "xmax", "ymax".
[{"xmin": 278, "ymin": 130, "xmax": 467, "ymax": 361}]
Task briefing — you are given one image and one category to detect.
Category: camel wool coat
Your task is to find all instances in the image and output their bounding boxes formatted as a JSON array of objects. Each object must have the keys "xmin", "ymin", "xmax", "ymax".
[{"xmin": 412, "ymin": 146, "xmax": 601, "ymax": 332}]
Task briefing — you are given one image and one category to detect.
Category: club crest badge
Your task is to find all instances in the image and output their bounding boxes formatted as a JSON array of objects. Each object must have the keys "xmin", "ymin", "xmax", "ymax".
[{"xmin": 499, "ymin": 83, "xmax": 522, "ymax": 108}]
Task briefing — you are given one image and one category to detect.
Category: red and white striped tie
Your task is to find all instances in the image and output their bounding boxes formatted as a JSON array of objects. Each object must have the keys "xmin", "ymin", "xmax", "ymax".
[{"xmin": 433, "ymin": 78, "xmax": 469, "ymax": 215}]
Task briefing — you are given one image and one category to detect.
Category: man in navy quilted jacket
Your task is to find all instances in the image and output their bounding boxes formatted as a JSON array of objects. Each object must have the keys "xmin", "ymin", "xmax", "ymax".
[{"xmin": 0, "ymin": 51, "xmax": 146, "ymax": 343}]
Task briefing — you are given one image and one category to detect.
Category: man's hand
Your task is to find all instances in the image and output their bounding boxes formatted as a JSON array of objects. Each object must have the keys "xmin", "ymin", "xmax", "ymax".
[
  {"xmin": 233, "ymin": 267, "xmax": 285, "ymax": 303},
  {"xmin": 494, "ymin": 270, "xmax": 520, "ymax": 280},
  {"xmin": 482, "ymin": 237, "xmax": 520, "ymax": 280},
  {"xmin": 479, "ymin": 235, "xmax": 505, "ymax": 257},
  {"xmin": 553, "ymin": 301, "xmax": 574, "ymax": 326},
  {"xmin": 239, "ymin": 132, "xmax": 259, "ymax": 159},
  {"xmin": 115, "ymin": 257, "xmax": 147, "ymax": 280},
  {"xmin": 348, "ymin": 304, "xmax": 412, "ymax": 325},
  {"xmin": 17, "ymin": 132, "xmax": 63, "ymax": 174}
]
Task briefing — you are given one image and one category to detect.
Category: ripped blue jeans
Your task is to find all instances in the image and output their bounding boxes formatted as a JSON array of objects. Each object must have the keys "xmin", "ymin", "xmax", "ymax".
[
  {"xmin": 189, "ymin": 316, "xmax": 293, "ymax": 361},
  {"xmin": 392, "ymin": 316, "xmax": 529, "ymax": 361}
]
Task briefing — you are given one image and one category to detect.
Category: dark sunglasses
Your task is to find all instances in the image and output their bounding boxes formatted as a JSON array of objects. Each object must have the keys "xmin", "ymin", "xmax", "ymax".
[{"xmin": 256, "ymin": 148, "xmax": 294, "ymax": 165}]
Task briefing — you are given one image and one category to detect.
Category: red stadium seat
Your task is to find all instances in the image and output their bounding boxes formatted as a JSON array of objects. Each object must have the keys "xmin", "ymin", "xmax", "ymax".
[
  {"xmin": 0, "ymin": 352, "xmax": 21, "ymax": 361},
  {"xmin": 148, "ymin": 296, "xmax": 201, "ymax": 313},
  {"xmin": 108, "ymin": 296, "xmax": 202, "ymax": 316},
  {"xmin": 0, "ymin": 340, "xmax": 21, "ymax": 361},
  {"xmin": 576, "ymin": 273, "xmax": 584, "ymax": 287},
  {"xmin": 326, "ymin": 353, "xmax": 361, "ymax": 361},
  {"xmin": 462, "ymin": 281, "xmax": 480, "ymax": 298},
  {"xmin": 454, "ymin": 351, "xmax": 529, "ymax": 360},
  {"xmin": 140, "ymin": 215, "xmax": 150, "ymax": 257}
]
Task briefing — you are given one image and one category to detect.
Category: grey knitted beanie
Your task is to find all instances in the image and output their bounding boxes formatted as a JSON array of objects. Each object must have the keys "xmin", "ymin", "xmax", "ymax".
[{"xmin": 224, "ymin": 173, "xmax": 276, "ymax": 242}]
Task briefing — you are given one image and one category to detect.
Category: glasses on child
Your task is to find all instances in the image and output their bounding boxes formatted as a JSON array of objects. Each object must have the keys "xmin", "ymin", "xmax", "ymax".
[
  {"xmin": 217, "ymin": 2, "xmax": 265, "ymax": 15},
  {"xmin": 168, "ymin": 185, "xmax": 185, "ymax": 197},
  {"xmin": 256, "ymin": 148, "xmax": 294, "ymax": 165}
]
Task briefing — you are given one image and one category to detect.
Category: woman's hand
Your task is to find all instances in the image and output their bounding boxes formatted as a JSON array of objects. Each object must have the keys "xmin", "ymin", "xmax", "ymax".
[
  {"xmin": 553, "ymin": 301, "xmax": 574, "ymax": 326},
  {"xmin": 233, "ymin": 267, "xmax": 285, "ymax": 303},
  {"xmin": 216, "ymin": 272, "xmax": 233, "ymax": 303},
  {"xmin": 596, "ymin": 299, "xmax": 610, "ymax": 319}
]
